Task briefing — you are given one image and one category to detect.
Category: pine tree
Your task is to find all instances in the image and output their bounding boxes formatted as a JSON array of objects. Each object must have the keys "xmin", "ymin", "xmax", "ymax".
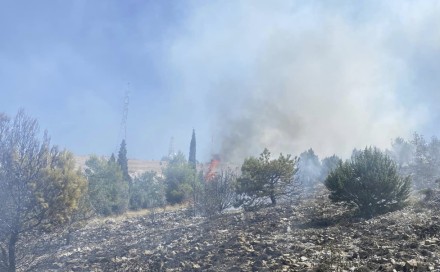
[
  {"xmin": 325, "ymin": 147, "xmax": 411, "ymax": 218},
  {"xmin": 236, "ymin": 148, "xmax": 298, "ymax": 208},
  {"xmin": 188, "ymin": 129, "xmax": 196, "ymax": 169}
]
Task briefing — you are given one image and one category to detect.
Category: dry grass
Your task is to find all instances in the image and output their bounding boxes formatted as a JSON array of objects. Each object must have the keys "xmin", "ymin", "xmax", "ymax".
[
  {"xmin": 87, "ymin": 203, "xmax": 190, "ymax": 226},
  {"xmin": 119, "ymin": 203, "xmax": 188, "ymax": 219}
]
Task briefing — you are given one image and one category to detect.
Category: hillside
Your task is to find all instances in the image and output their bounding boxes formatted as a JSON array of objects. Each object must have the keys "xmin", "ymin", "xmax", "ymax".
[
  {"xmin": 74, "ymin": 156, "xmax": 165, "ymax": 176},
  {"xmin": 22, "ymin": 195, "xmax": 440, "ymax": 271}
]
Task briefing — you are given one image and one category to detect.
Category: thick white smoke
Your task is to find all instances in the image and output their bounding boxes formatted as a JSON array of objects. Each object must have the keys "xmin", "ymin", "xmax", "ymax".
[{"xmin": 168, "ymin": 1, "xmax": 439, "ymax": 162}]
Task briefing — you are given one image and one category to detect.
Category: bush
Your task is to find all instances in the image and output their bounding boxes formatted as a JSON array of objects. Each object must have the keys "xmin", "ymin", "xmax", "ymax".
[
  {"xmin": 85, "ymin": 156, "xmax": 129, "ymax": 216},
  {"xmin": 199, "ymin": 169, "xmax": 236, "ymax": 216},
  {"xmin": 130, "ymin": 171, "xmax": 165, "ymax": 210},
  {"xmin": 325, "ymin": 147, "xmax": 411, "ymax": 218},
  {"xmin": 163, "ymin": 152, "xmax": 194, "ymax": 205}
]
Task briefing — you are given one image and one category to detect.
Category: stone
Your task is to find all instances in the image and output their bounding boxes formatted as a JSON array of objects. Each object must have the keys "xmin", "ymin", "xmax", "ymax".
[{"xmin": 405, "ymin": 259, "xmax": 418, "ymax": 268}]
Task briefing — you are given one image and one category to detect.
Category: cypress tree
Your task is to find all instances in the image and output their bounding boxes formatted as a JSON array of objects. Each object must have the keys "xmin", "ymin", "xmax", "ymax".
[
  {"xmin": 189, "ymin": 129, "xmax": 197, "ymax": 169},
  {"xmin": 117, "ymin": 140, "xmax": 131, "ymax": 183},
  {"xmin": 109, "ymin": 153, "xmax": 116, "ymax": 164}
]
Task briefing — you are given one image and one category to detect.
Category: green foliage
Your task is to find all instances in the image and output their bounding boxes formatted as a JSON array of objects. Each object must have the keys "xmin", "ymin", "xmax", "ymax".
[
  {"xmin": 0, "ymin": 110, "xmax": 87, "ymax": 272},
  {"xmin": 188, "ymin": 129, "xmax": 196, "ymax": 169},
  {"xmin": 163, "ymin": 152, "xmax": 194, "ymax": 204},
  {"xmin": 85, "ymin": 156, "xmax": 129, "ymax": 216},
  {"xmin": 325, "ymin": 147, "xmax": 411, "ymax": 218},
  {"xmin": 320, "ymin": 155, "xmax": 342, "ymax": 180},
  {"xmin": 130, "ymin": 171, "xmax": 165, "ymax": 210},
  {"xmin": 38, "ymin": 149, "xmax": 88, "ymax": 229},
  {"xmin": 117, "ymin": 140, "xmax": 131, "ymax": 183},
  {"xmin": 109, "ymin": 153, "xmax": 116, "ymax": 164},
  {"xmin": 236, "ymin": 148, "xmax": 298, "ymax": 208}
]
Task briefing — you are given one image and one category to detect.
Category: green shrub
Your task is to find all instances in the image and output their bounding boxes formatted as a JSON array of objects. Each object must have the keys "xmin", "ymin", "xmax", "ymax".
[
  {"xmin": 163, "ymin": 152, "xmax": 194, "ymax": 205},
  {"xmin": 85, "ymin": 156, "xmax": 129, "ymax": 216},
  {"xmin": 130, "ymin": 171, "xmax": 165, "ymax": 210},
  {"xmin": 325, "ymin": 147, "xmax": 411, "ymax": 218}
]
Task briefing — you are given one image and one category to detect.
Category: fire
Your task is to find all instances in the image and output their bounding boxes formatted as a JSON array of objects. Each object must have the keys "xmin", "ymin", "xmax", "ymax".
[{"xmin": 204, "ymin": 155, "xmax": 220, "ymax": 181}]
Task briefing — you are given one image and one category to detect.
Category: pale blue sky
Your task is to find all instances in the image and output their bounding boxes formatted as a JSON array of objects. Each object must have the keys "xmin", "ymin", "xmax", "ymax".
[{"xmin": 1, "ymin": 1, "xmax": 440, "ymax": 161}]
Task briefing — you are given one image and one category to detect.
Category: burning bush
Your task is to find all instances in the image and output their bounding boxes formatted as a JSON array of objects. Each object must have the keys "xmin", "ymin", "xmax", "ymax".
[{"xmin": 199, "ymin": 168, "xmax": 237, "ymax": 216}]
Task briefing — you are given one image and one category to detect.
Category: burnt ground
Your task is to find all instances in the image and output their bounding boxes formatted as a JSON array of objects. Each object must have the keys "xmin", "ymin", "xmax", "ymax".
[{"xmin": 19, "ymin": 194, "xmax": 440, "ymax": 272}]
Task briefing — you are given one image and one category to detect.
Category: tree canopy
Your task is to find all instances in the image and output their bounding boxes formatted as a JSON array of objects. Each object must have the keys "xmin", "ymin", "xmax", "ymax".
[
  {"xmin": 325, "ymin": 147, "xmax": 411, "ymax": 218},
  {"xmin": 0, "ymin": 110, "xmax": 86, "ymax": 272},
  {"xmin": 188, "ymin": 129, "xmax": 196, "ymax": 169},
  {"xmin": 85, "ymin": 156, "xmax": 129, "ymax": 216},
  {"xmin": 130, "ymin": 171, "xmax": 165, "ymax": 210},
  {"xmin": 320, "ymin": 154, "xmax": 342, "ymax": 180},
  {"xmin": 236, "ymin": 148, "xmax": 298, "ymax": 208},
  {"xmin": 117, "ymin": 139, "xmax": 131, "ymax": 183},
  {"xmin": 163, "ymin": 152, "xmax": 194, "ymax": 204}
]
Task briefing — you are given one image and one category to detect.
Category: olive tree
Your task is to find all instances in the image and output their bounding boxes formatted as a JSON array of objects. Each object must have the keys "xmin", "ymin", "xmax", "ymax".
[{"xmin": 0, "ymin": 111, "xmax": 86, "ymax": 272}]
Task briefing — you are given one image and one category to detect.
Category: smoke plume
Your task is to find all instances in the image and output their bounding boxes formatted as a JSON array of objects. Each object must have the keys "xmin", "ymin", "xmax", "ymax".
[{"xmin": 169, "ymin": 1, "xmax": 440, "ymax": 162}]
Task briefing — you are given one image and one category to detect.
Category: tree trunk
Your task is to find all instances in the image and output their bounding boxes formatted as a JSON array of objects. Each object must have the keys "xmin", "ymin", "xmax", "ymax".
[
  {"xmin": 193, "ymin": 190, "xmax": 196, "ymax": 217},
  {"xmin": 269, "ymin": 182, "xmax": 277, "ymax": 206},
  {"xmin": 66, "ymin": 228, "xmax": 72, "ymax": 245},
  {"xmin": 8, "ymin": 231, "xmax": 18, "ymax": 272},
  {"xmin": 270, "ymin": 194, "xmax": 277, "ymax": 206}
]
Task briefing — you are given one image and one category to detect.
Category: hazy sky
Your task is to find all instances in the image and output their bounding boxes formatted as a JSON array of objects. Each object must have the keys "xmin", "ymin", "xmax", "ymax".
[{"xmin": 1, "ymin": 1, "xmax": 439, "ymax": 162}]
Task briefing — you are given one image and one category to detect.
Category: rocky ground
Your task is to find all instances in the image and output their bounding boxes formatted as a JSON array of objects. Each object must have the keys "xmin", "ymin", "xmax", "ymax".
[{"xmin": 20, "ymin": 193, "xmax": 440, "ymax": 272}]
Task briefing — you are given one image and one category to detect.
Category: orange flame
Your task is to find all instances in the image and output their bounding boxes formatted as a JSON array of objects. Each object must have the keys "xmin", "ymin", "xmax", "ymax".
[{"xmin": 205, "ymin": 155, "xmax": 220, "ymax": 181}]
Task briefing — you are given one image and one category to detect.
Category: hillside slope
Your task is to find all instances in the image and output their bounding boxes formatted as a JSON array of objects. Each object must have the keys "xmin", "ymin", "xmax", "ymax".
[{"xmin": 22, "ymin": 197, "xmax": 440, "ymax": 271}]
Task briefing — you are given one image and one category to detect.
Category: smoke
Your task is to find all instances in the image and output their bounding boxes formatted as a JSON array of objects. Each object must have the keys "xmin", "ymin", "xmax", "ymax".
[{"xmin": 168, "ymin": 1, "xmax": 440, "ymax": 162}]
